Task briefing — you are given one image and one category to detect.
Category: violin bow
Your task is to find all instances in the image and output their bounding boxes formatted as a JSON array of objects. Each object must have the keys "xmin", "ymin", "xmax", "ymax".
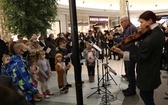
[{"xmin": 125, "ymin": 0, "xmax": 133, "ymax": 35}]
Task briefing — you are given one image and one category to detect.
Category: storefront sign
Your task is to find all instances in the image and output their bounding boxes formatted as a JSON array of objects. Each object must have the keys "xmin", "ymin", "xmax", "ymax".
[{"xmin": 89, "ymin": 16, "xmax": 108, "ymax": 24}]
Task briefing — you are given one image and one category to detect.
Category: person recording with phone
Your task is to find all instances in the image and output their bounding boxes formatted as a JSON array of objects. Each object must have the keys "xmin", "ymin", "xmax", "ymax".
[{"xmin": 112, "ymin": 10, "xmax": 165, "ymax": 105}]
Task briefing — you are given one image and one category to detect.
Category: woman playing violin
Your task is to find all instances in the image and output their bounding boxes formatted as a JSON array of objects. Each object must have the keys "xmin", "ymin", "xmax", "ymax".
[{"xmin": 112, "ymin": 10, "xmax": 165, "ymax": 105}]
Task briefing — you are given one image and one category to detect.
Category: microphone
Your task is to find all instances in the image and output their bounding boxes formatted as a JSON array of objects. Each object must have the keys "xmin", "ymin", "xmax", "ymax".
[
  {"xmin": 87, "ymin": 40, "xmax": 102, "ymax": 52},
  {"xmin": 108, "ymin": 67, "xmax": 117, "ymax": 75},
  {"xmin": 114, "ymin": 25, "xmax": 120, "ymax": 29},
  {"xmin": 102, "ymin": 63, "xmax": 117, "ymax": 75}
]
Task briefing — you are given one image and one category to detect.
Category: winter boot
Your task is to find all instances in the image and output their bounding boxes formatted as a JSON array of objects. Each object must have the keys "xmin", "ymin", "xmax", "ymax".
[
  {"xmin": 89, "ymin": 76, "xmax": 92, "ymax": 82},
  {"xmin": 91, "ymin": 76, "xmax": 95, "ymax": 82}
]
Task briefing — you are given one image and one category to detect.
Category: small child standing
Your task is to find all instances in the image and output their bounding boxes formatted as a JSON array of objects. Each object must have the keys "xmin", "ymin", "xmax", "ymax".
[
  {"xmin": 55, "ymin": 53, "xmax": 71, "ymax": 94},
  {"xmin": 36, "ymin": 50, "xmax": 54, "ymax": 99},
  {"xmin": 29, "ymin": 58, "xmax": 43, "ymax": 102},
  {"xmin": 1, "ymin": 54, "xmax": 10, "ymax": 75},
  {"xmin": 83, "ymin": 43, "xmax": 96, "ymax": 82}
]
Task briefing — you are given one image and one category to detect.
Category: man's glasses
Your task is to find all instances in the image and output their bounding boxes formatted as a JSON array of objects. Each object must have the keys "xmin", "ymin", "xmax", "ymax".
[{"xmin": 120, "ymin": 20, "xmax": 126, "ymax": 24}]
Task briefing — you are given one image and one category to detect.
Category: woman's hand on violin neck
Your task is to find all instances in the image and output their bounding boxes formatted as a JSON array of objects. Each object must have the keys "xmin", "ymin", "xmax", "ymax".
[{"xmin": 111, "ymin": 46, "xmax": 124, "ymax": 55}]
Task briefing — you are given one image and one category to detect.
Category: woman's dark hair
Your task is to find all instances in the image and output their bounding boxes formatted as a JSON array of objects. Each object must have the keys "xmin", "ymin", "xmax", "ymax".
[{"xmin": 139, "ymin": 10, "xmax": 160, "ymax": 22}]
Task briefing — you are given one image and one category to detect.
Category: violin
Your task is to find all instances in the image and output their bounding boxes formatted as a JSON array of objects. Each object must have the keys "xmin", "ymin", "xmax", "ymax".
[
  {"xmin": 115, "ymin": 26, "xmax": 151, "ymax": 48},
  {"xmin": 104, "ymin": 26, "xmax": 151, "ymax": 57}
]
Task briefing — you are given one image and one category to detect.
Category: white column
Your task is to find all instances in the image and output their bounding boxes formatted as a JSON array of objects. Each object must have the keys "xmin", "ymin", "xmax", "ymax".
[
  {"xmin": 119, "ymin": 0, "xmax": 127, "ymax": 16},
  {"xmin": 47, "ymin": 14, "xmax": 68, "ymax": 38},
  {"xmin": 58, "ymin": 14, "xmax": 68, "ymax": 33},
  {"xmin": 108, "ymin": 17, "xmax": 110, "ymax": 30}
]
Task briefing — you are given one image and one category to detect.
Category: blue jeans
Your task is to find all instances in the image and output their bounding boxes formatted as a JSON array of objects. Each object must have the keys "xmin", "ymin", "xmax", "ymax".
[{"xmin": 125, "ymin": 61, "xmax": 136, "ymax": 92}]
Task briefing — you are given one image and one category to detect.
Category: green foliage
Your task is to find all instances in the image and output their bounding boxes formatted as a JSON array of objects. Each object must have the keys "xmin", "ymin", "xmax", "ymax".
[{"xmin": 0, "ymin": 0, "xmax": 58, "ymax": 39}]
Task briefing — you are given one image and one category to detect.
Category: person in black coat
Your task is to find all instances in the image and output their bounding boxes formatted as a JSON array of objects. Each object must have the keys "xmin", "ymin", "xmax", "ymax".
[
  {"xmin": 56, "ymin": 38, "xmax": 72, "ymax": 87},
  {"xmin": 45, "ymin": 34, "xmax": 57, "ymax": 71},
  {"xmin": 38, "ymin": 36, "xmax": 50, "ymax": 59},
  {"xmin": 0, "ymin": 39, "xmax": 8, "ymax": 73},
  {"xmin": 85, "ymin": 30, "xmax": 95, "ymax": 43},
  {"xmin": 112, "ymin": 10, "xmax": 165, "ymax": 105}
]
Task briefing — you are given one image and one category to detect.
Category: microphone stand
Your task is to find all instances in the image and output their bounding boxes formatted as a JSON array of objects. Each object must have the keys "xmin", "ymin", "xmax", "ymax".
[
  {"xmin": 99, "ymin": 45, "xmax": 118, "ymax": 86},
  {"xmin": 100, "ymin": 61, "xmax": 117, "ymax": 105},
  {"xmin": 164, "ymin": 92, "xmax": 168, "ymax": 99},
  {"xmin": 99, "ymin": 43, "xmax": 118, "ymax": 105}
]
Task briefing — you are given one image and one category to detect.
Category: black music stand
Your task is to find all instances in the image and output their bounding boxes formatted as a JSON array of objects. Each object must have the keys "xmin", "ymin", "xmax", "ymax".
[{"xmin": 164, "ymin": 92, "xmax": 168, "ymax": 99}]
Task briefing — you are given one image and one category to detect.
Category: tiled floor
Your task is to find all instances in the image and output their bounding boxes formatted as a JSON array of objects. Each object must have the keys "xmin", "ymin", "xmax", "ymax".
[{"xmin": 36, "ymin": 59, "xmax": 168, "ymax": 105}]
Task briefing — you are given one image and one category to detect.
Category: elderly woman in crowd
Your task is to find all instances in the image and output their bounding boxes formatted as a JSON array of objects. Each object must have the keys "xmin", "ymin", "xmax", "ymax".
[{"xmin": 27, "ymin": 34, "xmax": 42, "ymax": 60}]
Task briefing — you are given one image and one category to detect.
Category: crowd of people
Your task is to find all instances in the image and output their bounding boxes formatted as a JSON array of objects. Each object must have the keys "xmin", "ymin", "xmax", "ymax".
[
  {"xmin": 0, "ymin": 10, "xmax": 168, "ymax": 105},
  {"xmin": 0, "ymin": 25, "xmax": 121, "ymax": 105}
]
